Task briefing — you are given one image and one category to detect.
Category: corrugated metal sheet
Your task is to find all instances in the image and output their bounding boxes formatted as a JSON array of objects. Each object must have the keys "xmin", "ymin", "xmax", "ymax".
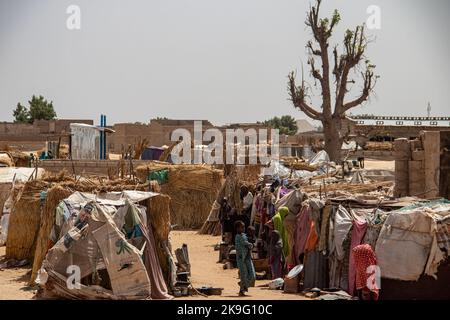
[{"xmin": 70, "ymin": 124, "xmax": 101, "ymax": 160}]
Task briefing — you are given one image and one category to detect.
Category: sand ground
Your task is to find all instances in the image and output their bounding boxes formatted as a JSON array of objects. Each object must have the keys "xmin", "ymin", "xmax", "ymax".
[
  {"xmin": 0, "ymin": 231, "xmax": 307, "ymax": 300},
  {"xmin": 363, "ymin": 159, "xmax": 394, "ymax": 171},
  {"xmin": 170, "ymin": 231, "xmax": 307, "ymax": 300},
  {"xmin": 0, "ymin": 247, "xmax": 36, "ymax": 300}
]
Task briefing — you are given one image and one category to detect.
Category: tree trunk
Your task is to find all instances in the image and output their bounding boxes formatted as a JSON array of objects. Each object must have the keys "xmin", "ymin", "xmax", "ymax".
[{"xmin": 322, "ymin": 118, "xmax": 343, "ymax": 162}]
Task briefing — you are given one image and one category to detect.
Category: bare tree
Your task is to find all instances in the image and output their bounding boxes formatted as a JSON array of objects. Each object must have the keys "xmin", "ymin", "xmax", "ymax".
[{"xmin": 288, "ymin": 0, "xmax": 378, "ymax": 161}]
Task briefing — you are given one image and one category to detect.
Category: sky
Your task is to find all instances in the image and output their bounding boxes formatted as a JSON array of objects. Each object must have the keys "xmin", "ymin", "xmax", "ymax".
[{"xmin": 0, "ymin": 0, "xmax": 449, "ymax": 126}]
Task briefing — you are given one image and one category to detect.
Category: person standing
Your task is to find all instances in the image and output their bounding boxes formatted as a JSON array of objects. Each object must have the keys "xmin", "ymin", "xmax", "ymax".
[
  {"xmin": 240, "ymin": 185, "xmax": 254, "ymax": 219},
  {"xmin": 218, "ymin": 197, "xmax": 232, "ymax": 238},
  {"xmin": 272, "ymin": 206, "xmax": 290, "ymax": 258},
  {"xmin": 269, "ymin": 230, "xmax": 284, "ymax": 279},
  {"xmin": 234, "ymin": 220, "xmax": 256, "ymax": 296}
]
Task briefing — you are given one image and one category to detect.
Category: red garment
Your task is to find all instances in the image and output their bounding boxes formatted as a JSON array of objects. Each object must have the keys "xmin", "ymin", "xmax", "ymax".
[
  {"xmin": 348, "ymin": 219, "xmax": 367, "ymax": 296},
  {"xmin": 352, "ymin": 244, "xmax": 379, "ymax": 300},
  {"xmin": 304, "ymin": 220, "xmax": 318, "ymax": 252}
]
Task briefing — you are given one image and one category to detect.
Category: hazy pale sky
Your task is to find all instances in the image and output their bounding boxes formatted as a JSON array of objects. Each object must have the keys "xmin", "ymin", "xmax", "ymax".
[{"xmin": 0, "ymin": 0, "xmax": 449, "ymax": 125}]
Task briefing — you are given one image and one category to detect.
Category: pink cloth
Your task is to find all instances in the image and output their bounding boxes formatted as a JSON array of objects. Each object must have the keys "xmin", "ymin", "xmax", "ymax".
[
  {"xmin": 348, "ymin": 219, "xmax": 367, "ymax": 296},
  {"xmin": 294, "ymin": 205, "xmax": 311, "ymax": 264}
]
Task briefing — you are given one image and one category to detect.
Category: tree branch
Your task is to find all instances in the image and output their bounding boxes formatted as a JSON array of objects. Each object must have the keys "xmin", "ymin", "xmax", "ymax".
[
  {"xmin": 288, "ymin": 72, "xmax": 323, "ymax": 121},
  {"xmin": 307, "ymin": 41, "xmax": 322, "ymax": 56},
  {"xmin": 305, "ymin": 0, "xmax": 333, "ymax": 116},
  {"xmin": 341, "ymin": 68, "xmax": 376, "ymax": 113},
  {"xmin": 308, "ymin": 57, "xmax": 323, "ymax": 83},
  {"xmin": 335, "ymin": 25, "xmax": 371, "ymax": 115}
]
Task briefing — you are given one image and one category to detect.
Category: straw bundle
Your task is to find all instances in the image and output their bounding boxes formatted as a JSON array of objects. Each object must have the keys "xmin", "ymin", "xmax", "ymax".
[
  {"xmin": 302, "ymin": 181, "xmax": 394, "ymax": 195},
  {"xmin": 285, "ymin": 161, "xmax": 318, "ymax": 172},
  {"xmin": 147, "ymin": 194, "xmax": 171, "ymax": 241},
  {"xmin": 366, "ymin": 141, "xmax": 393, "ymax": 151},
  {"xmin": 40, "ymin": 171, "xmax": 161, "ymax": 193},
  {"xmin": 147, "ymin": 194, "xmax": 171, "ymax": 276},
  {"xmin": 30, "ymin": 185, "xmax": 73, "ymax": 285},
  {"xmin": 167, "ymin": 166, "xmax": 223, "ymax": 193},
  {"xmin": 5, "ymin": 180, "xmax": 49, "ymax": 260},
  {"xmin": 136, "ymin": 163, "xmax": 224, "ymax": 229}
]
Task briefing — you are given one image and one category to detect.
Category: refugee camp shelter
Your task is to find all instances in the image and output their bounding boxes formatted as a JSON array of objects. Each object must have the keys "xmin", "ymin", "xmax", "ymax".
[{"xmin": 34, "ymin": 190, "xmax": 173, "ymax": 300}]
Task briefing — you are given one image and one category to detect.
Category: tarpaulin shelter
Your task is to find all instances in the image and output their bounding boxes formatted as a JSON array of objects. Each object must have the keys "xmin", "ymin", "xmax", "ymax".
[{"xmin": 37, "ymin": 190, "xmax": 173, "ymax": 300}]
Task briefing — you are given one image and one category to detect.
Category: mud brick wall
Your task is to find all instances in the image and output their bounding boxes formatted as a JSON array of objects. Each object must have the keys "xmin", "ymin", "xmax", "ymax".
[{"xmin": 394, "ymin": 131, "xmax": 440, "ymax": 198}]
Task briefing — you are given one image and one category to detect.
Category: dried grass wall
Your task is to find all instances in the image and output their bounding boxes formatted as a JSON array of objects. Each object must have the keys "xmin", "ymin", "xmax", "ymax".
[
  {"xmin": 30, "ymin": 185, "xmax": 73, "ymax": 284},
  {"xmin": 147, "ymin": 194, "xmax": 171, "ymax": 277},
  {"xmin": 6, "ymin": 180, "xmax": 48, "ymax": 260},
  {"xmin": 137, "ymin": 163, "xmax": 224, "ymax": 229}
]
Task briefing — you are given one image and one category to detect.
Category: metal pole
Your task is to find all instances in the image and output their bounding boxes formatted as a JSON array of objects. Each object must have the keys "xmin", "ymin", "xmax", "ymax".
[
  {"xmin": 103, "ymin": 115, "xmax": 107, "ymax": 160},
  {"xmin": 99, "ymin": 115, "xmax": 103, "ymax": 160},
  {"xmin": 102, "ymin": 114, "xmax": 105, "ymax": 160}
]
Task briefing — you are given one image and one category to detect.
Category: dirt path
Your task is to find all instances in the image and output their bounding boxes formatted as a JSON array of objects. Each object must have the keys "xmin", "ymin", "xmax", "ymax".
[
  {"xmin": 0, "ymin": 247, "xmax": 35, "ymax": 300},
  {"xmin": 170, "ymin": 230, "xmax": 307, "ymax": 300}
]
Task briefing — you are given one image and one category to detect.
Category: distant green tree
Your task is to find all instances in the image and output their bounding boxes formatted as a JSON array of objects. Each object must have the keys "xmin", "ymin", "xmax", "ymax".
[
  {"xmin": 264, "ymin": 115, "xmax": 298, "ymax": 135},
  {"xmin": 12, "ymin": 95, "xmax": 57, "ymax": 123},
  {"xmin": 28, "ymin": 95, "xmax": 57, "ymax": 121},
  {"xmin": 13, "ymin": 103, "xmax": 31, "ymax": 123}
]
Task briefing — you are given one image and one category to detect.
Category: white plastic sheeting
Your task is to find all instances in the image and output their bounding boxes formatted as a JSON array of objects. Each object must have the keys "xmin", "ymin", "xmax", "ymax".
[
  {"xmin": 0, "ymin": 214, "xmax": 9, "ymax": 246},
  {"xmin": 263, "ymin": 150, "xmax": 335, "ymax": 180},
  {"xmin": 0, "ymin": 167, "xmax": 45, "ymax": 183},
  {"xmin": 64, "ymin": 190, "xmax": 159, "ymax": 208},
  {"xmin": 262, "ymin": 160, "xmax": 291, "ymax": 178},
  {"xmin": 341, "ymin": 141, "xmax": 361, "ymax": 150},
  {"xmin": 309, "ymin": 150, "xmax": 330, "ymax": 166}
]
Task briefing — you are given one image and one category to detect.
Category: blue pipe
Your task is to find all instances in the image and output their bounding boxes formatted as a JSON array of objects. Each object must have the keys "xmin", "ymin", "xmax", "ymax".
[{"xmin": 103, "ymin": 115, "xmax": 107, "ymax": 160}]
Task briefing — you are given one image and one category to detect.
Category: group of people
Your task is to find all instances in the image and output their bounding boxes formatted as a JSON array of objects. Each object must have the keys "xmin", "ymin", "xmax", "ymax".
[
  {"xmin": 218, "ymin": 181, "xmax": 293, "ymax": 296},
  {"xmin": 219, "ymin": 179, "xmax": 379, "ymax": 300}
]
